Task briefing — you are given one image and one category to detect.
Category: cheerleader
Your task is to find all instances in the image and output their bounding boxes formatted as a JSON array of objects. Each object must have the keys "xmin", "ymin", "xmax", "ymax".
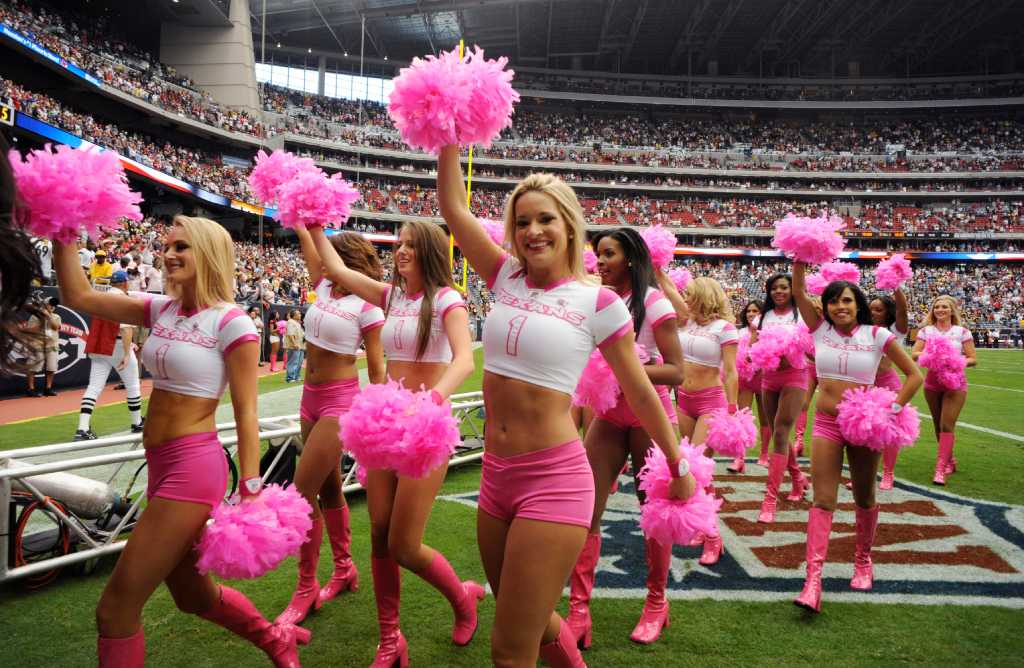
[
  {"xmin": 273, "ymin": 226, "xmax": 387, "ymax": 627},
  {"xmin": 727, "ymin": 300, "xmax": 770, "ymax": 473},
  {"xmin": 438, "ymin": 146, "xmax": 696, "ymax": 667},
  {"xmin": 793, "ymin": 295, "xmax": 822, "ymax": 458},
  {"xmin": 567, "ymin": 228, "xmax": 684, "ymax": 648},
  {"xmin": 911, "ymin": 295, "xmax": 976, "ymax": 486},
  {"xmin": 751, "ymin": 274, "xmax": 809, "ymax": 523},
  {"xmin": 304, "ymin": 222, "xmax": 479, "ymax": 667},
  {"xmin": 55, "ymin": 216, "xmax": 309, "ymax": 667},
  {"xmin": 870, "ymin": 289, "xmax": 909, "ymax": 489},
  {"xmin": 790, "ymin": 262, "xmax": 922, "ymax": 612}
]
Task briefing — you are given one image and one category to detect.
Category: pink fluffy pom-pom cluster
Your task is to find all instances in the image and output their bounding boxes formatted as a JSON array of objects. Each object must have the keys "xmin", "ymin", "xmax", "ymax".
[
  {"xmin": 749, "ymin": 325, "xmax": 809, "ymax": 372},
  {"xmin": 340, "ymin": 381, "xmax": 460, "ymax": 478},
  {"xmin": 735, "ymin": 333, "xmax": 757, "ymax": 383},
  {"xmin": 276, "ymin": 170, "xmax": 360, "ymax": 230},
  {"xmin": 918, "ymin": 336, "xmax": 967, "ymax": 391},
  {"xmin": 805, "ymin": 273, "xmax": 828, "ymax": 296},
  {"xmin": 248, "ymin": 149, "xmax": 316, "ymax": 204},
  {"xmin": 639, "ymin": 224, "xmax": 677, "ymax": 269},
  {"xmin": 9, "ymin": 144, "xmax": 143, "ymax": 243},
  {"xmin": 806, "ymin": 261, "xmax": 861, "ymax": 295},
  {"xmin": 479, "ymin": 218, "xmax": 506, "ymax": 246},
  {"xmin": 388, "ymin": 45, "xmax": 519, "ymax": 154},
  {"xmin": 667, "ymin": 267, "xmax": 692, "ymax": 293},
  {"xmin": 571, "ymin": 345, "xmax": 649, "ymax": 412},
  {"xmin": 836, "ymin": 386, "xmax": 920, "ymax": 451},
  {"xmin": 195, "ymin": 484, "xmax": 313, "ymax": 579},
  {"xmin": 771, "ymin": 213, "xmax": 846, "ymax": 265},
  {"xmin": 705, "ymin": 408, "xmax": 758, "ymax": 458},
  {"xmin": 638, "ymin": 441, "xmax": 721, "ymax": 546},
  {"xmin": 875, "ymin": 254, "xmax": 913, "ymax": 291},
  {"xmin": 583, "ymin": 248, "xmax": 598, "ymax": 274}
]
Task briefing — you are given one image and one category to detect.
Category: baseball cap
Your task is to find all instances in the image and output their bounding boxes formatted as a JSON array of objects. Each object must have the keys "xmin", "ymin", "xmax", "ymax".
[
  {"xmin": 110, "ymin": 270, "xmax": 128, "ymax": 284},
  {"xmin": 95, "ymin": 250, "xmax": 107, "ymax": 257}
]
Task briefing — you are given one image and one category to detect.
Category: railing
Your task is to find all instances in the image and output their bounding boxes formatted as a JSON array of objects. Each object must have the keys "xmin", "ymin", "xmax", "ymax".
[{"xmin": 0, "ymin": 391, "xmax": 485, "ymax": 584}]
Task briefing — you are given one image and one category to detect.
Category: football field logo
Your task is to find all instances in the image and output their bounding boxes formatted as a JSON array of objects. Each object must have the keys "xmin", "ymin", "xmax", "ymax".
[{"xmin": 442, "ymin": 460, "xmax": 1024, "ymax": 608}]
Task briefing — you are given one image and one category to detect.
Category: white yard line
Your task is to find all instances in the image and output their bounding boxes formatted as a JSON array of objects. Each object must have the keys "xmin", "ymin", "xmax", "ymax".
[
  {"xmin": 968, "ymin": 383, "xmax": 1024, "ymax": 394},
  {"xmin": 914, "ymin": 409, "xmax": 1024, "ymax": 443}
]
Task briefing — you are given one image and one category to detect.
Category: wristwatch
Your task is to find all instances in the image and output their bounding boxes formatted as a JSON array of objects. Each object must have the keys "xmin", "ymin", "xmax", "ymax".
[
  {"xmin": 890, "ymin": 402, "xmax": 904, "ymax": 414},
  {"xmin": 667, "ymin": 456, "xmax": 690, "ymax": 479},
  {"xmin": 240, "ymin": 476, "xmax": 262, "ymax": 498}
]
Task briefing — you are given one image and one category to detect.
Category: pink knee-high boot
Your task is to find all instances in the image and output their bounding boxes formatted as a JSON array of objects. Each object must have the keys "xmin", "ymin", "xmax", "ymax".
[
  {"xmin": 415, "ymin": 551, "xmax": 485, "ymax": 646},
  {"xmin": 786, "ymin": 447, "xmax": 808, "ymax": 502},
  {"xmin": 371, "ymin": 556, "xmax": 408, "ymax": 668},
  {"xmin": 630, "ymin": 539, "xmax": 671, "ymax": 644},
  {"xmin": 879, "ymin": 447, "xmax": 899, "ymax": 490},
  {"xmin": 757, "ymin": 426, "xmax": 771, "ymax": 466},
  {"xmin": 850, "ymin": 506, "xmax": 880, "ymax": 591},
  {"xmin": 758, "ymin": 453, "xmax": 787, "ymax": 523},
  {"xmin": 793, "ymin": 410, "xmax": 808, "ymax": 456},
  {"xmin": 567, "ymin": 532, "xmax": 600, "ymax": 649},
  {"xmin": 539, "ymin": 617, "xmax": 588, "ymax": 668},
  {"xmin": 200, "ymin": 585, "xmax": 311, "ymax": 668},
  {"xmin": 793, "ymin": 508, "xmax": 833, "ymax": 613},
  {"xmin": 945, "ymin": 433, "xmax": 958, "ymax": 475},
  {"xmin": 270, "ymin": 351, "xmax": 279, "ymax": 372},
  {"xmin": 276, "ymin": 517, "xmax": 322, "ymax": 625},
  {"xmin": 98, "ymin": 628, "xmax": 145, "ymax": 668},
  {"xmin": 933, "ymin": 432, "xmax": 955, "ymax": 485},
  {"xmin": 317, "ymin": 506, "xmax": 359, "ymax": 605}
]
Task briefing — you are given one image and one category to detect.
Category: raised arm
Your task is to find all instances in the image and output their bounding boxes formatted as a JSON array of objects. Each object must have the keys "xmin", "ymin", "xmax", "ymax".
[
  {"xmin": 307, "ymin": 225, "xmax": 389, "ymax": 307},
  {"xmin": 792, "ymin": 261, "xmax": 821, "ymax": 330},
  {"xmin": 53, "ymin": 241, "xmax": 146, "ymax": 326},
  {"xmin": 893, "ymin": 287, "xmax": 909, "ymax": 336},
  {"xmin": 293, "ymin": 225, "xmax": 323, "ymax": 287},
  {"xmin": 655, "ymin": 270, "xmax": 690, "ymax": 325},
  {"xmin": 437, "ymin": 145, "xmax": 504, "ymax": 282}
]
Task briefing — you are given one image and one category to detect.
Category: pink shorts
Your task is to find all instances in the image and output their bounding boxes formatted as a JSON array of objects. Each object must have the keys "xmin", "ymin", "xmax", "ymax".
[
  {"xmin": 812, "ymin": 412, "xmax": 846, "ymax": 446},
  {"xmin": 739, "ymin": 371, "xmax": 762, "ymax": 394},
  {"xmin": 596, "ymin": 385, "xmax": 677, "ymax": 429},
  {"xmin": 146, "ymin": 432, "xmax": 227, "ymax": 508},
  {"xmin": 677, "ymin": 385, "xmax": 728, "ymax": 420},
  {"xmin": 479, "ymin": 439, "xmax": 594, "ymax": 529},
  {"xmin": 924, "ymin": 370, "xmax": 967, "ymax": 393},
  {"xmin": 762, "ymin": 366, "xmax": 809, "ymax": 393},
  {"xmin": 875, "ymin": 368, "xmax": 902, "ymax": 392},
  {"xmin": 300, "ymin": 377, "xmax": 360, "ymax": 423}
]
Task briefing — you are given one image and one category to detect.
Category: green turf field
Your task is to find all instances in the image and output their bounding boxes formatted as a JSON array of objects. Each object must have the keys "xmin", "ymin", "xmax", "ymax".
[{"xmin": 1, "ymin": 349, "xmax": 1022, "ymax": 666}]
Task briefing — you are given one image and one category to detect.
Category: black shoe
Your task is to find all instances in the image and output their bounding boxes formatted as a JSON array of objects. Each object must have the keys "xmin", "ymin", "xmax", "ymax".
[
  {"xmin": 43, "ymin": 388, "xmax": 57, "ymax": 397},
  {"xmin": 114, "ymin": 383, "xmax": 126, "ymax": 390},
  {"xmin": 26, "ymin": 390, "xmax": 41, "ymax": 397},
  {"xmin": 130, "ymin": 419, "xmax": 145, "ymax": 434},
  {"xmin": 74, "ymin": 429, "xmax": 97, "ymax": 441}
]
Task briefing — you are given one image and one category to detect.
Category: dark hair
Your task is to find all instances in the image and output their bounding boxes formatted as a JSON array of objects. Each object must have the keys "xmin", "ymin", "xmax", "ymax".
[
  {"xmin": 869, "ymin": 294, "xmax": 897, "ymax": 328},
  {"xmin": 759, "ymin": 273, "xmax": 796, "ymax": 330},
  {"xmin": 822, "ymin": 281, "xmax": 872, "ymax": 327},
  {"xmin": 47, "ymin": 297, "xmax": 59, "ymax": 308},
  {"xmin": 330, "ymin": 231, "xmax": 383, "ymax": 282},
  {"xmin": 591, "ymin": 228, "xmax": 657, "ymax": 334},
  {"xmin": 0, "ymin": 133, "xmax": 44, "ymax": 376},
  {"xmin": 738, "ymin": 300, "xmax": 763, "ymax": 329}
]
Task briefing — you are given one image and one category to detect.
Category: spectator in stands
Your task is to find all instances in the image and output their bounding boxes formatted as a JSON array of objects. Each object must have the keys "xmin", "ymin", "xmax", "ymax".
[{"xmin": 283, "ymin": 309, "xmax": 304, "ymax": 383}]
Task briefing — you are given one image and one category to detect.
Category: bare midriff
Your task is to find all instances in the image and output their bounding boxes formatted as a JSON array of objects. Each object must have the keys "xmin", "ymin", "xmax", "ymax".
[
  {"xmin": 305, "ymin": 343, "xmax": 359, "ymax": 384},
  {"xmin": 142, "ymin": 389, "xmax": 219, "ymax": 448},
  {"xmin": 482, "ymin": 371, "xmax": 579, "ymax": 457},
  {"xmin": 681, "ymin": 361, "xmax": 721, "ymax": 392}
]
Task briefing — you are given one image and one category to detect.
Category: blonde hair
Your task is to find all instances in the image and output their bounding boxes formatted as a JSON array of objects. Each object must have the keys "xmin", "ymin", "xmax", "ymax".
[
  {"xmin": 166, "ymin": 215, "xmax": 235, "ymax": 308},
  {"xmin": 686, "ymin": 277, "xmax": 734, "ymax": 323},
  {"xmin": 925, "ymin": 294, "xmax": 962, "ymax": 328},
  {"xmin": 503, "ymin": 173, "xmax": 591, "ymax": 282}
]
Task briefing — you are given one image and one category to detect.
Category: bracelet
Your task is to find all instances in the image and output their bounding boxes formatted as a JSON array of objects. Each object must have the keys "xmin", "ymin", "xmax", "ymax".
[
  {"xmin": 666, "ymin": 457, "xmax": 690, "ymax": 479},
  {"xmin": 727, "ymin": 403, "xmax": 737, "ymax": 415},
  {"xmin": 429, "ymin": 389, "xmax": 445, "ymax": 406},
  {"xmin": 239, "ymin": 476, "xmax": 262, "ymax": 498}
]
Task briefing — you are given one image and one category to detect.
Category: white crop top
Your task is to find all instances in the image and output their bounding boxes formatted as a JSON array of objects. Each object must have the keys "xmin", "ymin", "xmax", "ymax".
[
  {"xmin": 140, "ymin": 295, "xmax": 259, "ymax": 400},
  {"xmin": 483, "ymin": 255, "xmax": 632, "ymax": 395},
  {"xmin": 380, "ymin": 284, "xmax": 466, "ymax": 363},
  {"xmin": 917, "ymin": 325, "xmax": 971, "ymax": 352},
  {"xmin": 761, "ymin": 306, "xmax": 803, "ymax": 329},
  {"xmin": 679, "ymin": 318, "xmax": 739, "ymax": 367},
  {"xmin": 624, "ymin": 287, "xmax": 676, "ymax": 364},
  {"xmin": 810, "ymin": 321, "xmax": 895, "ymax": 385},
  {"xmin": 305, "ymin": 279, "xmax": 385, "ymax": 355}
]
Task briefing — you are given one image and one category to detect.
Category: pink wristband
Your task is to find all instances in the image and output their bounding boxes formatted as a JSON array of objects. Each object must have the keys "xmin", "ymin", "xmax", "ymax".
[
  {"xmin": 727, "ymin": 403, "xmax": 737, "ymax": 415},
  {"xmin": 430, "ymin": 389, "xmax": 445, "ymax": 405},
  {"xmin": 667, "ymin": 458, "xmax": 682, "ymax": 479}
]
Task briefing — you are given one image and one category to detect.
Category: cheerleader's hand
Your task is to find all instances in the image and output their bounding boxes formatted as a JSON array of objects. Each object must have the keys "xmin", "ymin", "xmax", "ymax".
[{"xmin": 668, "ymin": 472, "xmax": 697, "ymax": 501}]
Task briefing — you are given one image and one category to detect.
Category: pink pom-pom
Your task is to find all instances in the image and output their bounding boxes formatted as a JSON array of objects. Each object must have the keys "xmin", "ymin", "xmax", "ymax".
[
  {"xmin": 820, "ymin": 261, "xmax": 860, "ymax": 286},
  {"xmin": 195, "ymin": 484, "xmax": 313, "ymax": 579},
  {"xmin": 583, "ymin": 248, "xmax": 598, "ymax": 274},
  {"xmin": 9, "ymin": 144, "xmax": 143, "ymax": 243},
  {"xmin": 340, "ymin": 381, "xmax": 412, "ymax": 470},
  {"xmin": 735, "ymin": 332, "xmax": 757, "ymax": 383},
  {"xmin": 388, "ymin": 46, "xmax": 519, "ymax": 154},
  {"xmin": 572, "ymin": 345, "xmax": 649, "ymax": 412},
  {"xmin": 667, "ymin": 267, "xmax": 692, "ymax": 293},
  {"xmin": 771, "ymin": 213, "xmax": 846, "ymax": 265},
  {"xmin": 353, "ymin": 461, "xmax": 367, "ymax": 487},
  {"xmin": 918, "ymin": 336, "xmax": 967, "ymax": 391},
  {"xmin": 479, "ymin": 217, "xmax": 505, "ymax": 246},
  {"xmin": 393, "ymin": 391, "xmax": 461, "ymax": 478},
  {"xmin": 248, "ymin": 149, "xmax": 317, "ymax": 204},
  {"xmin": 875, "ymin": 254, "xmax": 913, "ymax": 291},
  {"xmin": 749, "ymin": 325, "xmax": 808, "ymax": 372},
  {"xmin": 639, "ymin": 224, "xmax": 677, "ymax": 269},
  {"xmin": 805, "ymin": 273, "xmax": 828, "ymax": 296},
  {"xmin": 836, "ymin": 386, "xmax": 920, "ymax": 451},
  {"xmin": 705, "ymin": 408, "xmax": 758, "ymax": 458},
  {"xmin": 638, "ymin": 441, "xmax": 721, "ymax": 546},
  {"xmin": 275, "ymin": 170, "xmax": 360, "ymax": 230}
]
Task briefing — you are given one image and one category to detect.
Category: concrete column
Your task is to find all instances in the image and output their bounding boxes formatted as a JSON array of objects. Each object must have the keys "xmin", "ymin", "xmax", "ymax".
[
  {"xmin": 318, "ymin": 55, "xmax": 327, "ymax": 96},
  {"xmin": 159, "ymin": 0, "xmax": 259, "ymax": 112}
]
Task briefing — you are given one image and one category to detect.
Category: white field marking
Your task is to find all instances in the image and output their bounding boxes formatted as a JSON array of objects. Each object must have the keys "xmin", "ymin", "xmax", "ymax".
[
  {"xmin": 968, "ymin": 383, "xmax": 1024, "ymax": 394},
  {"xmin": 914, "ymin": 409, "xmax": 1024, "ymax": 443}
]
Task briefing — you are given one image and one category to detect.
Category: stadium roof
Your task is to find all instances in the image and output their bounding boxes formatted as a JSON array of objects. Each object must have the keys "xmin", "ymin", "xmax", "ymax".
[{"xmin": 250, "ymin": 0, "xmax": 1024, "ymax": 78}]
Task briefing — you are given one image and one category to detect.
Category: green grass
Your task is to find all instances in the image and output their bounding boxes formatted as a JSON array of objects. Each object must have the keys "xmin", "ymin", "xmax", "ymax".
[{"xmin": 2, "ymin": 348, "xmax": 1023, "ymax": 666}]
